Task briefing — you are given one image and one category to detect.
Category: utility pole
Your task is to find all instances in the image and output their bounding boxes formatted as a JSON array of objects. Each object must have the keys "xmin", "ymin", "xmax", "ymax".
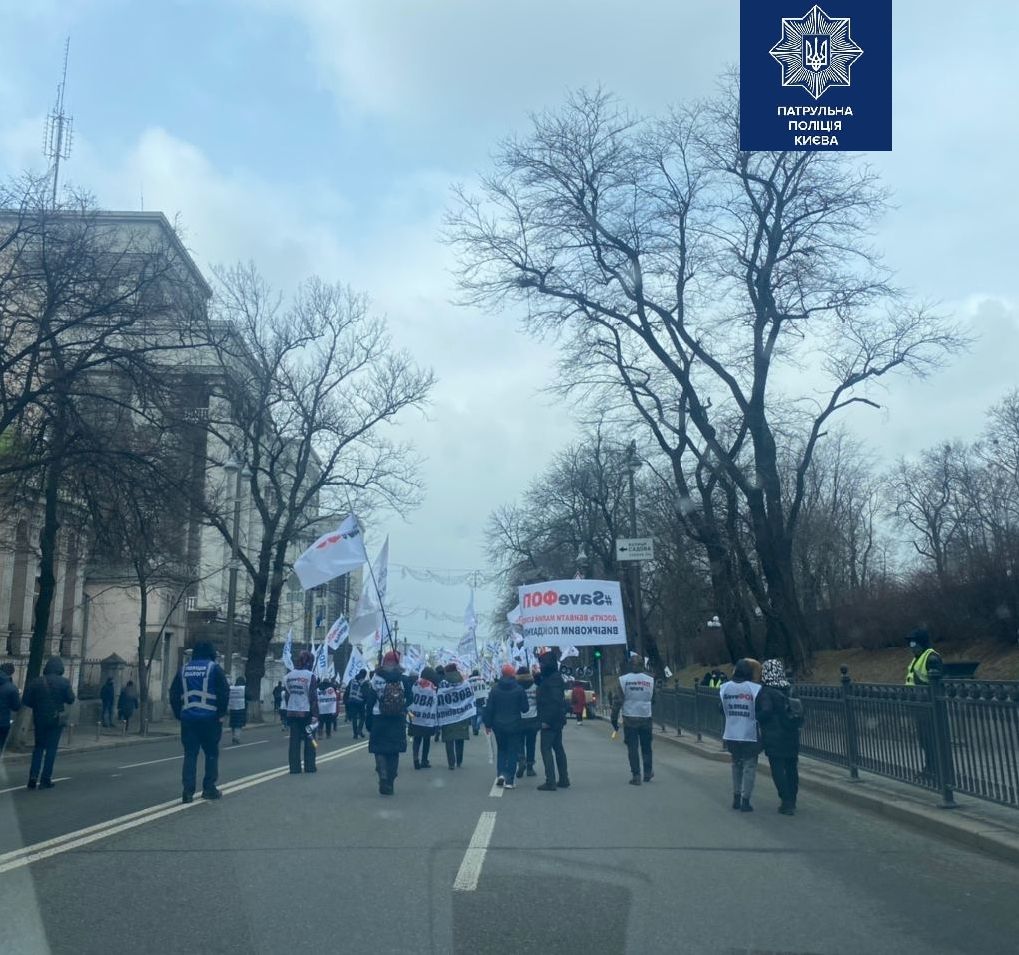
[
  {"xmin": 222, "ymin": 458, "xmax": 249, "ymax": 684},
  {"xmin": 626, "ymin": 440, "xmax": 643, "ymax": 657}
]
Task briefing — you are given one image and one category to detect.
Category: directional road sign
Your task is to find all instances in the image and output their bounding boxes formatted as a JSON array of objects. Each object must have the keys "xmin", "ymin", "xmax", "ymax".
[{"xmin": 615, "ymin": 537, "xmax": 654, "ymax": 562}]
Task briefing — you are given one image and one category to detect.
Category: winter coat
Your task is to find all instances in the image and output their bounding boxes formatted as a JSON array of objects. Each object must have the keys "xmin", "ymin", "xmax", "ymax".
[
  {"xmin": 535, "ymin": 667, "xmax": 567, "ymax": 729},
  {"xmin": 570, "ymin": 684, "xmax": 587, "ymax": 715},
  {"xmin": 439, "ymin": 671, "xmax": 472, "ymax": 742},
  {"xmin": 516, "ymin": 672, "xmax": 539, "ymax": 729},
  {"xmin": 22, "ymin": 658, "xmax": 75, "ymax": 729},
  {"xmin": 118, "ymin": 687, "xmax": 139, "ymax": 719},
  {"xmin": 169, "ymin": 659, "xmax": 231, "ymax": 721},
  {"xmin": 756, "ymin": 684, "xmax": 801, "ymax": 759},
  {"xmin": 0, "ymin": 670, "xmax": 21, "ymax": 727},
  {"xmin": 100, "ymin": 681, "xmax": 115, "ymax": 706},
  {"xmin": 483, "ymin": 675, "xmax": 529, "ymax": 733},
  {"xmin": 363, "ymin": 666, "xmax": 413, "ymax": 755}
]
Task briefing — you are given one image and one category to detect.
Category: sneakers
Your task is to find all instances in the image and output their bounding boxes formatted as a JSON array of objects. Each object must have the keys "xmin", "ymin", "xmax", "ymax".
[
  {"xmin": 740, "ymin": 798, "xmax": 753, "ymax": 812},
  {"xmin": 39, "ymin": 780, "xmax": 56, "ymax": 789},
  {"xmin": 778, "ymin": 802, "xmax": 796, "ymax": 816},
  {"xmin": 26, "ymin": 779, "xmax": 37, "ymax": 790},
  {"xmin": 504, "ymin": 780, "xmax": 515, "ymax": 790},
  {"xmin": 525, "ymin": 766, "xmax": 537, "ymax": 777},
  {"xmin": 643, "ymin": 772, "xmax": 654, "ymax": 783},
  {"xmin": 537, "ymin": 781, "xmax": 557, "ymax": 791},
  {"xmin": 182, "ymin": 791, "xmax": 194, "ymax": 804},
  {"xmin": 557, "ymin": 778, "xmax": 571, "ymax": 789},
  {"xmin": 421, "ymin": 761, "xmax": 432, "ymax": 769},
  {"xmin": 516, "ymin": 764, "xmax": 524, "ymax": 779},
  {"xmin": 629, "ymin": 775, "xmax": 642, "ymax": 786},
  {"xmin": 201, "ymin": 788, "xmax": 222, "ymax": 800},
  {"xmin": 732, "ymin": 793, "xmax": 741, "ymax": 810},
  {"xmin": 495, "ymin": 776, "xmax": 505, "ymax": 787}
]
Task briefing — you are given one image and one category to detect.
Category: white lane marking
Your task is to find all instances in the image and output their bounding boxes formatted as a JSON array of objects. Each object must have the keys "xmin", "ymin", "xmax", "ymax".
[
  {"xmin": 0, "ymin": 741, "xmax": 368, "ymax": 874},
  {"xmin": 0, "ymin": 778, "xmax": 70, "ymax": 795},
  {"xmin": 488, "ymin": 781, "xmax": 504, "ymax": 798},
  {"xmin": 118, "ymin": 737, "xmax": 267, "ymax": 769},
  {"xmin": 453, "ymin": 811, "xmax": 497, "ymax": 892}
]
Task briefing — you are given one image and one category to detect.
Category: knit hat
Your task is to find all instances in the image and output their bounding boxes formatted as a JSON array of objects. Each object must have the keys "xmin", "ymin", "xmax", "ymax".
[
  {"xmin": 501, "ymin": 663, "xmax": 517, "ymax": 677},
  {"xmin": 382, "ymin": 650, "xmax": 401, "ymax": 666},
  {"xmin": 761, "ymin": 659, "xmax": 789, "ymax": 688}
]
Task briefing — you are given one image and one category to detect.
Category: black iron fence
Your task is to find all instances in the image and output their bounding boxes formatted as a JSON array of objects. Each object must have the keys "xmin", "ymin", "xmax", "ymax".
[{"xmin": 653, "ymin": 667, "xmax": 1019, "ymax": 811}]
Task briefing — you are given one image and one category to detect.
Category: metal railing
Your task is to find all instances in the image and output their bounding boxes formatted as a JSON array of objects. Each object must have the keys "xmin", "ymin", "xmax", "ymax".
[{"xmin": 653, "ymin": 667, "xmax": 1019, "ymax": 810}]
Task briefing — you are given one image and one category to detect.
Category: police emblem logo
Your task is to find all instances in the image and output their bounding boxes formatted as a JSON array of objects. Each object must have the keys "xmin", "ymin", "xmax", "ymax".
[{"xmin": 770, "ymin": 4, "xmax": 863, "ymax": 99}]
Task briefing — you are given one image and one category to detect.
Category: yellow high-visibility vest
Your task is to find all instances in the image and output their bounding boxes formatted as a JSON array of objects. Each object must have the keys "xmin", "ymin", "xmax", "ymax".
[{"xmin": 906, "ymin": 648, "xmax": 937, "ymax": 686}]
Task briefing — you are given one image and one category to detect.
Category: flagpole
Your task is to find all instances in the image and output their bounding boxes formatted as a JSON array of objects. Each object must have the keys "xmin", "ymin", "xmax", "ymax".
[{"xmin": 343, "ymin": 502, "xmax": 398, "ymax": 666}]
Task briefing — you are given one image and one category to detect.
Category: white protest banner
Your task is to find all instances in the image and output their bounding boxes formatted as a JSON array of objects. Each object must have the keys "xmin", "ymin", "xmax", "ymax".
[
  {"xmin": 436, "ymin": 681, "xmax": 476, "ymax": 726},
  {"xmin": 281, "ymin": 628, "xmax": 294, "ymax": 671},
  {"xmin": 350, "ymin": 537, "xmax": 389, "ymax": 643},
  {"xmin": 408, "ymin": 682, "xmax": 438, "ymax": 728},
  {"xmin": 294, "ymin": 515, "xmax": 367, "ymax": 590},
  {"xmin": 324, "ymin": 616, "xmax": 349, "ymax": 651},
  {"xmin": 342, "ymin": 647, "xmax": 368, "ymax": 687},
  {"xmin": 516, "ymin": 579, "xmax": 627, "ymax": 648},
  {"xmin": 457, "ymin": 630, "xmax": 477, "ymax": 665}
]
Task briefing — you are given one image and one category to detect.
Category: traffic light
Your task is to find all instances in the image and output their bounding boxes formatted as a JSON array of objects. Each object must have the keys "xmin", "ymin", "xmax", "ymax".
[{"xmin": 593, "ymin": 650, "xmax": 601, "ymax": 659}]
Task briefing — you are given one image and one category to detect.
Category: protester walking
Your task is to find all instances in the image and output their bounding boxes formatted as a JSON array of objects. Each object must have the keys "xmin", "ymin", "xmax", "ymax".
[
  {"xmin": 344, "ymin": 669, "xmax": 368, "ymax": 740},
  {"xmin": 279, "ymin": 688, "xmax": 288, "ymax": 732},
  {"xmin": 611, "ymin": 653, "xmax": 656, "ymax": 785},
  {"xmin": 484, "ymin": 663, "xmax": 528, "ymax": 789},
  {"xmin": 363, "ymin": 650, "xmax": 413, "ymax": 795},
  {"xmin": 228, "ymin": 677, "xmax": 247, "ymax": 744},
  {"xmin": 284, "ymin": 651, "xmax": 319, "ymax": 774},
  {"xmin": 23, "ymin": 657, "xmax": 75, "ymax": 789},
  {"xmin": 100, "ymin": 677, "xmax": 115, "ymax": 727},
  {"xmin": 409, "ymin": 666, "xmax": 439, "ymax": 769},
  {"xmin": 570, "ymin": 681, "xmax": 587, "ymax": 723},
  {"xmin": 515, "ymin": 665, "xmax": 539, "ymax": 779},
  {"xmin": 169, "ymin": 642, "xmax": 231, "ymax": 803},
  {"xmin": 440, "ymin": 664, "xmax": 472, "ymax": 770},
  {"xmin": 720, "ymin": 658, "xmax": 763, "ymax": 812},
  {"xmin": 317, "ymin": 680, "xmax": 339, "ymax": 739},
  {"xmin": 271, "ymin": 681, "xmax": 283, "ymax": 718},
  {"xmin": 118, "ymin": 680, "xmax": 139, "ymax": 731},
  {"xmin": 756, "ymin": 659, "xmax": 803, "ymax": 815},
  {"xmin": 535, "ymin": 650, "xmax": 569, "ymax": 791},
  {"xmin": 0, "ymin": 662, "xmax": 21, "ymax": 756},
  {"xmin": 469, "ymin": 669, "xmax": 489, "ymax": 736}
]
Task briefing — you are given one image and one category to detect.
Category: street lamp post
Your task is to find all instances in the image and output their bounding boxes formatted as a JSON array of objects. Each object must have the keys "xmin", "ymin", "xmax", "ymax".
[
  {"xmin": 625, "ymin": 440, "xmax": 643, "ymax": 657},
  {"xmin": 222, "ymin": 458, "xmax": 250, "ymax": 686}
]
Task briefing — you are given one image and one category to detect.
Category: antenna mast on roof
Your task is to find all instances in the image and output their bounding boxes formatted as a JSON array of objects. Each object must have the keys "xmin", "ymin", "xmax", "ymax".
[{"xmin": 43, "ymin": 37, "xmax": 74, "ymax": 208}]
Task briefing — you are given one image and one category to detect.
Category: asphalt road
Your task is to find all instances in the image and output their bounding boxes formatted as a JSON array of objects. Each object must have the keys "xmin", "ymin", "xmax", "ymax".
[{"xmin": 2, "ymin": 717, "xmax": 1017, "ymax": 955}]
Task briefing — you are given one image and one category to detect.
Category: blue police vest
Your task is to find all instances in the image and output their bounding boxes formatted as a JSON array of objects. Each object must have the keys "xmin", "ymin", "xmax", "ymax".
[{"xmin": 181, "ymin": 660, "xmax": 219, "ymax": 721}]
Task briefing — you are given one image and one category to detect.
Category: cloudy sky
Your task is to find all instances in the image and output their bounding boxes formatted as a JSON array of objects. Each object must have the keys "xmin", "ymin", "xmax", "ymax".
[{"xmin": 1, "ymin": 0, "xmax": 1016, "ymax": 649}]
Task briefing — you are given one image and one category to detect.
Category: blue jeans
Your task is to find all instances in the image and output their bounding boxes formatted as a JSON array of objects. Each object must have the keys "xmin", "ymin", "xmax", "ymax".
[
  {"xmin": 181, "ymin": 719, "xmax": 221, "ymax": 794},
  {"xmin": 494, "ymin": 729, "xmax": 520, "ymax": 781},
  {"xmin": 101, "ymin": 702, "xmax": 114, "ymax": 726},
  {"xmin": 30, "ymin": 723, "xmax": 63, "ymax": 783}
]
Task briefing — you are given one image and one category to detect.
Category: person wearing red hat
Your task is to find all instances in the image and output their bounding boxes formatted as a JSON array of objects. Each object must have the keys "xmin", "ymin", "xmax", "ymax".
[
  {"xmin": 483, "ymin": 663, "xmax": 529, "ymax": 789},
  {"xmin": 363, "ymin": 650, "xmax": 413, "ymax": 795}
]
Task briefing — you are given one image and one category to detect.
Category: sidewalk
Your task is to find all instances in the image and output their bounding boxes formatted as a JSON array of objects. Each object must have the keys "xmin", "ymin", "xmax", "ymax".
[
  {"xmin": 1, "ymin": 719, "xmax": 180, "ymax": 760},
  {"xmin": 655, "ymin": 729, "xmax": 1019, "ymax": 866}
]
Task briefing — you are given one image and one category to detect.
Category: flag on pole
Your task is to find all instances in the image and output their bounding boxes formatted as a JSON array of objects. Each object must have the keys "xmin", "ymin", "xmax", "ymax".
[
  {"xmin": 313, "ymin": 641, "xmax": 330, "ymax": 680},
  {"xmin": 324, "ymin": 616, "xmax": 349, "ymax": 651},
  {"xmin": 350, "ymin": 536, "xmax": 389, "ymax": 643},
  {"xmin": 560, "ymin": 646, "xmax": 580, "ymax": 661},
  {"xmin": 281, "ymin": 628, "xmax": 294, "ymax": 671},
  {"xmin": 294, "ymin": 515, "xmax": 367, "ymax": 590},
  {"xmin": 664, "ymin": 666, "xmax": 673, "ymax": 679},
  {"xmin": 342, "ymin": 647, "xmax": 368, "ymax": 686}
]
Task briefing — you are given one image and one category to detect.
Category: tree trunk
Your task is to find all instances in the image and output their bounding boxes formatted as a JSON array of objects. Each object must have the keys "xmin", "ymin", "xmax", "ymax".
[
  {"xmin": 137, "ymin": 583, "xmax": 148, "ymax": 735},
  {"xmin": 26, "ymin": 462, "xmax": 61, "ymax": 686}
]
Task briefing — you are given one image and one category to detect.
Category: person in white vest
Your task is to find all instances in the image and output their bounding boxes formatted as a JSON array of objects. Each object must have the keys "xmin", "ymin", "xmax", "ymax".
[
  {"xmin": 720, "ymin": 658, "xmax": 763, "ymax": 812},
  {"xmin": 285, "ymin": 651, "xmax": 320, "ymax": 774},
  {"xmin": 317, "ymin": 680, "xmax": 339, "ymax": 739},
  {"xmin": 611, "ymin": 653, "xmax": 656, "ymax": 785},
  {"xmin": 228, "ymin": 676, "xmax": 247, "ymax": 745}
]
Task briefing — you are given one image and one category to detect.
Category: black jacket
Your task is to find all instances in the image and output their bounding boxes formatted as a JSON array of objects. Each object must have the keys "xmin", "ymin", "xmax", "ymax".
[
  {"xmin": 483, "ymin": 676, "xmax": 528, "ymax": 733},
  {"xmin": 100, "ymin": 681, "xmax": 115, "ymax": 706},
  {"xmin": 363, "ymin": 667, "xmax": 413, "ymax": 755},
  {"xmin": 535, "ymin": 667, "xmax": 567, "ymax": 729},
  {"xmin": 23, "ymin": 659, "xmax": 75, "ymax": 729},
  {"xmin": 0, "ymin": 670, "xmax": 21, "ymax": 727},
  {"xmin": 756, "ymin": 684, "xmax": 801, "ymax": 759},
  {"xmin": 168, "ymin": 660, "xmax": 230, "ymax": 720}
]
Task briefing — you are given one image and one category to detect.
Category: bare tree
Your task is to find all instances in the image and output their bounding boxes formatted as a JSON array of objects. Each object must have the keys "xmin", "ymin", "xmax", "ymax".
[{"xmin": 448, "ymin": 84, "xmax": 965, "ymax": 666}]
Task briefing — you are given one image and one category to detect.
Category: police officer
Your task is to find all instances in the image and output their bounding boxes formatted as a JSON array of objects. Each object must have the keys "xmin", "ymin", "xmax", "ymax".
[
  {"xmin": 170, "ymin": 641, "xmax": 231, "ymax": 804},
  {"xmin": 611, "ymin": 653, "xmax": 656, "ymax": 785},
  {"xmin": 905, "ymin": 628, "xmax": 943, "ymax": 686}
]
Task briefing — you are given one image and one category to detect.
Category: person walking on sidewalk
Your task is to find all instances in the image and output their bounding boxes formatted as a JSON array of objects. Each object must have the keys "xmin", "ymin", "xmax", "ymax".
[
  {"xmin": 611, "ymin": 653, "xmax": 656, "ymax": 785},
  {"xmin": 23, "ymin": 657, "xmax": 75, "ymax": 790},
  {"xmin": 272, "ymin": 680, "xmax": 283, "ymax": 719},
  {"xmin": 100, "ymin": 677, "xmax": 115, "ymax": 728},
  {"xmin": 484, "ymin": 663, "xmax": 528, "ymax": 789},
  {"xmin": 118, "ymin": 680, "xmax": 139, "ymax": 731},
  {"xmin": 756, "ymin": 658, "xmax": 803, "ymax": 815},
  {"xmin": 515, "ymin": 666, "xmax": 539, "ymax": 779},
  {"xmin": 535, "ymin": 650, "xmax": 569, "ymax": 791},
  {"xmin": 169, "ymin": 641, "xmax": 230, "ymax": 803},
  {"xmin": 440, "ymin": 664, "xmax": 472, "ymax": 770},
  {"xmin": 0, "ymin": 662, "xmax": 21, "ymax": 756},
  {"xmin": 228, "ymin": 677, "xmax": 247, "ymax": 744},
  {"xmin": 409, "ymin": 666, "xmax": 439, "ymax": 769},
  {"xmin": 363, "ymin": 650, "xmax": 413, "ymax": 795},
  {"xmin": 720, "ymin": 658, "xmax": 763, "ymax": 812},
  {"xmin": 284, "ymin": 652, "xmax": 319, "ymax": 774}
]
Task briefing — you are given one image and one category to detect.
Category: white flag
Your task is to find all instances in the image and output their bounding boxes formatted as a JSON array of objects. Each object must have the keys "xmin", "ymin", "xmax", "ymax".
[
  {"xmin": 664, "ymin": 666, "xmax": 673, "ymax": 679},
  {"xmin": 350, "ymin": 537, "xmax": 389, "ymax": 643},
  {"xmin": 342, "ymin": 647, "xmax": 368, "ymax": 686},
  {"xmin": 324, "ymin": 616, "xmax": 349, "ymax": 651},
  {"xmin": 313, "ymin": 641, "xmax": 330, "ymax": 679},
  {"xmin": 294, "ymin": 515, "xmax": 367, "ymax": 590},
  {"xmin": 457, "ymin": 630, "xmax": 477, "ymax": 664},
  {"xmin": 560, "ymin": 646, "xmax": 580, "ymax": 661},
  {"xmin": 281, "ymin": 628, "xmax": 294, "ymax": 671},
  {"xmin": 464, "ymin": 589, "xmax": 478, "ymax": 632}
]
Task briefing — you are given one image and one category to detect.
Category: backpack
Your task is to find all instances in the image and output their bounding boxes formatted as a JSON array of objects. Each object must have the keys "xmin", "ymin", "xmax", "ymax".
[
  {"xmin": 784, "ymin": 693, "xmax": 805, "ymax": 727},
  {"xmin": 378, "ymin": 680, "xmax": 406, "ymax": 716}
]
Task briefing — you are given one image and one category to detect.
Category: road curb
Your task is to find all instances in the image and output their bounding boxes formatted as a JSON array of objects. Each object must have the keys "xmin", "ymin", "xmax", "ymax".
[{"xmin": 655, "ymin": 730, "xmax": 1019, "ymax": 867}]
